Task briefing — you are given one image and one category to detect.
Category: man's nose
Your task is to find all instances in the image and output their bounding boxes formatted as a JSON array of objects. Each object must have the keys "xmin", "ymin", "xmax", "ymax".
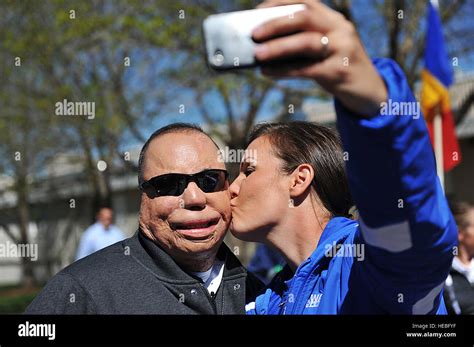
[{"xmin": 181, "ymin": 182, "xmax": 206, "ymax": 210}]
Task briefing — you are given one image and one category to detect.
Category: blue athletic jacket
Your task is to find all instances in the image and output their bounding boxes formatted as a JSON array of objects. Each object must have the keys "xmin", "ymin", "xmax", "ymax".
[{"xmin": 246, "ymin": 58, "xmax": 458, "ymax": 315}]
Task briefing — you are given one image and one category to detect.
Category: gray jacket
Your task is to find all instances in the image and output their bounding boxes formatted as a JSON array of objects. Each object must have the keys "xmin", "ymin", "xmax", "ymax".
[{"xmin": 25, "ymin": 231, "xmax": 263, "ymax": 314}]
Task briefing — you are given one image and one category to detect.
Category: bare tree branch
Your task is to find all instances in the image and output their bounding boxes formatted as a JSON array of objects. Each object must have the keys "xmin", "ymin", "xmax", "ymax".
[
  {"xmin": 216, "ymin": 83, "xmax": 238, "ymax": 144},
  {"xmin": 244, "ymin": 84, "xmax": 271, "ymax": 136}
]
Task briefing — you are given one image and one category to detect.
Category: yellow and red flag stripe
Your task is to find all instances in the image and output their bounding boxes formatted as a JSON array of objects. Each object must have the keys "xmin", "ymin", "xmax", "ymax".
[{"xmin": 420, "ymin": 1, "xmax": 461, "ymax": 171}]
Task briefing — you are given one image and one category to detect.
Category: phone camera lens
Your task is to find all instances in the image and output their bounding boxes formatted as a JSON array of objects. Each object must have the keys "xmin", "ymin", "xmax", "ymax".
[{"xmin": 213, "ymin": 50, "xmax": 224, "ymax": 66}]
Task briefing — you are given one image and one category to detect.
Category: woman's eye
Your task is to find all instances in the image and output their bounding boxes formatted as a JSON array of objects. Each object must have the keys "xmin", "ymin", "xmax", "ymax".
[{"xmin": 244, "ymin": 168, "xmax": 254, "ymax": 176}]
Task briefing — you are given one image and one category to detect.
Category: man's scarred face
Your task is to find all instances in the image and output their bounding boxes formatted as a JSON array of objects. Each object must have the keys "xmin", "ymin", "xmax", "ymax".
[{"xmin": 139, "ymin": 132, "xmax": 230, "ymax": 265}]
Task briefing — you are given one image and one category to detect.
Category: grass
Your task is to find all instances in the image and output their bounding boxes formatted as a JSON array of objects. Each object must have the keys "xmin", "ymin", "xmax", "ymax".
[{"xmin": 0, "ymin": 284, "xmax": 41, "ymax": 314}]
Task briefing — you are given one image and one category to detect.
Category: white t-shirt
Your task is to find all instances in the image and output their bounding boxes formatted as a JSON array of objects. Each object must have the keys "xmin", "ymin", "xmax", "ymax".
[{"xmin": 191, "ymin": 260, "xmax": 225, "ymax": 295}]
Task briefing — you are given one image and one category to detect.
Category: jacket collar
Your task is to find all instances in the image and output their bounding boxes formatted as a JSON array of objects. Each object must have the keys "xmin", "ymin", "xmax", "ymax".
[
  {"xmin": 124, "ymin": 230, "xmax": 246, "ymax": 284},
  {"xmin": 317, "ymin": 217, "xmax": 358, "ymax": 248},
  {"xmin": 276, "ymin": 217, "xmax": 358, "ymax": 284},
  {"xmin": 295, "ymin": 217, "xmax": 358, "ymax": 276},
  {"xmin": 266, "ymin": 217, "xmax": 358, "ymax": 314}
]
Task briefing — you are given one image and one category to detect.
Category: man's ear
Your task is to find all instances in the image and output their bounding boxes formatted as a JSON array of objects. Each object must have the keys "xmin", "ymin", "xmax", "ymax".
[{"xmin": 289, "ymin": 164, "xmax": 314, "ymax": 199}]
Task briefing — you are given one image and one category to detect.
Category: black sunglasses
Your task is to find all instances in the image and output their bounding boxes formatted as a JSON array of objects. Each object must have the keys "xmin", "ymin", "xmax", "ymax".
[{"xmin": 140, "ymin": 169, "xmax": 229, "ymax": 197}]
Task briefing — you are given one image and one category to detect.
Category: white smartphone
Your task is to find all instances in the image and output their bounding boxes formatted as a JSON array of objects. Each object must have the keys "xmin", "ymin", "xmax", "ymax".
[{"xmin": 202, "ymin": 4, "xmax": 306, "ymax": 71}]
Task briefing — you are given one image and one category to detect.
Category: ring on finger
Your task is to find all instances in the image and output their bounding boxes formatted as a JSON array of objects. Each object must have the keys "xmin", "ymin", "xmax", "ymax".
[{"xmin": 320, "ymin": 35, "xmax": 329, "ymax": 58}]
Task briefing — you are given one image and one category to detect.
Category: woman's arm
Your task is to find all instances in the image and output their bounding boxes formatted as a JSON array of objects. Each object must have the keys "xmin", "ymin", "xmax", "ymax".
[{"xmin": 336, "ymin": 58, "xmax": 457, "ymax": 313}]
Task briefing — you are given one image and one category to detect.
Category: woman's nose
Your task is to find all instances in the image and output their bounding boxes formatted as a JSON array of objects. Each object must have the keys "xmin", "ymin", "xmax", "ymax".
[{"xmin": 229, "ymin": 176, "xmax": 241, "ymax": 199}]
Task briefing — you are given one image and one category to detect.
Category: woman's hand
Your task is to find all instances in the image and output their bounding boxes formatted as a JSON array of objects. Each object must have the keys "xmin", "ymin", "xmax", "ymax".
[{"xmin": 253, "ymin": 0, "xmax": 388, "ymax": 117}]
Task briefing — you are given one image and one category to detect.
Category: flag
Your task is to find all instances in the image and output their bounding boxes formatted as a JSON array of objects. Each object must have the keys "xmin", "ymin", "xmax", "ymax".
[{"xmin": 421, "ymin": 1, "xmax": 461, "ymax": 171}]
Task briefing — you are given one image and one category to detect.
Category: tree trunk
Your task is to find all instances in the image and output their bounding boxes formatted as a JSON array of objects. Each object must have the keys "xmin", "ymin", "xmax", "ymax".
[{"xmin": 16, "ymin": 172, "xmax": 37, "ymax": 287}]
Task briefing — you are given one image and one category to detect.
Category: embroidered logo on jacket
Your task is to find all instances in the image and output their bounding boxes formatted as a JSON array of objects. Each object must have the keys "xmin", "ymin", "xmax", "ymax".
[{"xmin": 305, "ymin": 293, "xmax": 323, "ymax": 308}]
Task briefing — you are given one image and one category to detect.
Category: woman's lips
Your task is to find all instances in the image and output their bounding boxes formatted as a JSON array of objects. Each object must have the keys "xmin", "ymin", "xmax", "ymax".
[{"xmin": 171, "ymin": 218, "xmax": 219, "ymax": 240}]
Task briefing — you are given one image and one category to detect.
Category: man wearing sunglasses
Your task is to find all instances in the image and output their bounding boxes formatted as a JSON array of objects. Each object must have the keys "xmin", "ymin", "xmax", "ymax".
[{"xmin": 26, "ymin": 123, "xmax": 263, "ymax": 314}]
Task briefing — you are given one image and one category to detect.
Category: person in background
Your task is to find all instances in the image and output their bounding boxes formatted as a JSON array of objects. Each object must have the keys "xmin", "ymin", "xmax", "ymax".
[
  {"xmin": 75, "ymin": 207, "xmax": 125, "ymax": 260},
  {"xmin": 444, "ymin": 201, "xmax": 474, "ymax": 314},
  {"xmin": 248, "ymin": 244, "xmax": 286, "ymax": 285}
]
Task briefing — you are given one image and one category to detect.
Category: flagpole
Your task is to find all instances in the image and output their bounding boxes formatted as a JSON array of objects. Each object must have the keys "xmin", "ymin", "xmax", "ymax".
[
  {"xmin": 430, "ymin": 0, "xmax": 445, "ymax": 192},
  {"xmin": 434, "ymin": 113, "xmax": 445, "ymax": 191}
]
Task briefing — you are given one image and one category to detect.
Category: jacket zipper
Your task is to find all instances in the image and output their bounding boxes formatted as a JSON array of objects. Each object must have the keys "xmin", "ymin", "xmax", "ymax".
[{"xmin": 199, "ymin": 283, "xmax": 218, "ymax": 314}]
